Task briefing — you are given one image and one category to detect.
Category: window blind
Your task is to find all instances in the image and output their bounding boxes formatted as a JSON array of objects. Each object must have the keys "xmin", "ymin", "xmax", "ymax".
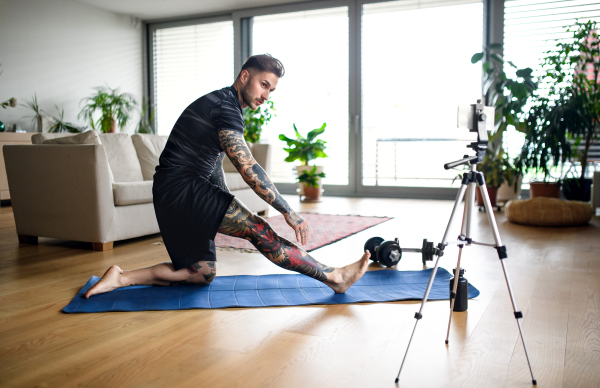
[
  {"xmin": 503, "ymin": 0, "xmax": 600, "ymax": 161},
  {"xmin": 504, "ymin": 0, "xmax": 600, "ymax": 76},
  {"xmin": 153, "ymin": 21, "xmax": 234, "ymax": 135}
]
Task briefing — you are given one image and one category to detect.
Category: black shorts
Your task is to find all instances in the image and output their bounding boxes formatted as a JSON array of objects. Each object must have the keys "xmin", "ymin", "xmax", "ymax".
[{"xmin": 152, "ymin": 169, "xmax": 234, "ymax": 271}]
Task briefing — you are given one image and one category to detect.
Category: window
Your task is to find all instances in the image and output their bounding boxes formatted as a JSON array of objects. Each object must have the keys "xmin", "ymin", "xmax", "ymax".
[
  {"xmin": 252, "ymin": 8, "xmax": 349, "ymax": 185},
  {"xmin": 362, "ymin": 0, "xmax": 483, "ymax": 188},
  {"xmin": 153, "ymin": 20, "xmax": 234, "ymax": 135},
  {"xmin": 503, "ymin": 0, "xmax": 600, "ymax": 163}
]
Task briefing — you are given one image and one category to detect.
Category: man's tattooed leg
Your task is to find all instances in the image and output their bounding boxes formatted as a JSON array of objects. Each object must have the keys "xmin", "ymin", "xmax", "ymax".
[{"xmin": 218, "ymin": 199, "xmax": 335, "ymax": 282}]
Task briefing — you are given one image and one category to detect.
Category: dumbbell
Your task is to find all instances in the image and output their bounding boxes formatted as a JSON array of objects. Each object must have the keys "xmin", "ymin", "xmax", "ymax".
[{"xmin": 364, "ymin": 237, "xmax": 437, "ymax": 267}]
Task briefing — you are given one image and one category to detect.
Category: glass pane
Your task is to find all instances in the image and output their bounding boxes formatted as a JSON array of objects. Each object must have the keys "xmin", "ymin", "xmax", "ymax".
[
  {"xmin": 362, "ymin": 1, "xmax": 483, "ymax": 188},
  {"xmin": 253, "ymin": 8, "xmax": 349, "ymax": 185},
  {"xmin": 154, "ymin": 21, "xmax": 233, "ymax": 135}
]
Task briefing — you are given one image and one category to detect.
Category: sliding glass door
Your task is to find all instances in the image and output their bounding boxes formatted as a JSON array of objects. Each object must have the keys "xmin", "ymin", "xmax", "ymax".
[
  {"xmin": 361, "ymin": 0, "xmax": 483, "ymax": 189},
  {"xmin": 252, "ymin": 7, "xmax": 350, "ymax": 186}
]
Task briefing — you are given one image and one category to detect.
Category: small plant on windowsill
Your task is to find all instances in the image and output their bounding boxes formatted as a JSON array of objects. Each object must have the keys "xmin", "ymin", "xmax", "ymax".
[{"xmin": 297, "ymin": 165, "xmax": 326, "ymax": 201}]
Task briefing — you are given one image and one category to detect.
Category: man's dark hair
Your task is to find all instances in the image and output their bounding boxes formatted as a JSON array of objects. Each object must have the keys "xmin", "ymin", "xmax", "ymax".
[{"xmin": 238, "ymin": 54, "xmax": 285, "ymax": 79}]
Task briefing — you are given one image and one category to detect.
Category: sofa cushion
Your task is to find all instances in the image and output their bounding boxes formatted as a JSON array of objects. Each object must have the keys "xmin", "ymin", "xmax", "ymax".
[
  {"xmin": 31, "ymin": 132, "xmax": 70, "ymax": 144},
  {"xmin": 131, "ymin": 134, "xmax": 168, "ymax": 180},
  {"xmin": 99, "ymin": 134, "xmax": 144, "ymax": 183},
  {"xmin": 34, "ymin": 131, "xmax": 114, "ymax": 183},
  {"xmin": 112, "ymin": 181, "xmax": 153, "ymax": 206},
  {"xmin": 224, "ymin": 172, "xmax": 249, "ymax": 191},
  {"xmin": 37, "ymin": 130, "xmax": 102, "ymax": 145}
]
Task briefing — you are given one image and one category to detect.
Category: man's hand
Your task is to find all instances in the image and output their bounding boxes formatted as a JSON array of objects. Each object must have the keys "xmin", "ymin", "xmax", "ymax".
[{"xmin": 284, "ymin": 211, "xmax": 309, "ymax": 245}]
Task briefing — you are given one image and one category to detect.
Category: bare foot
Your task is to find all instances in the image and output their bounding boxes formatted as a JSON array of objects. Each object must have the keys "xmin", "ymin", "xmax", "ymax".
[
  {"xmin": 325, "ymin": 250, "xmax": 371, "ymax": 294},
  {"xmin": 84, "ymin": 265, "xmax": 124, "ymax": 298}
]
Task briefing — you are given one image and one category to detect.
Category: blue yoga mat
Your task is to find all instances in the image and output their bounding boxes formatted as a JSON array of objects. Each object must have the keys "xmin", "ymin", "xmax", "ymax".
[{"xmin": 63, "ymin": 268, "xmax": 479, "ymax": 313}]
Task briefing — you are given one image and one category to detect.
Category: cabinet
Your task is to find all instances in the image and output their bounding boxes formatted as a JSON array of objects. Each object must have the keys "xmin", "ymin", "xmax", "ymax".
[{"xmin": 0, "ymin": 133, "xmax": 33, "ymax": 200}]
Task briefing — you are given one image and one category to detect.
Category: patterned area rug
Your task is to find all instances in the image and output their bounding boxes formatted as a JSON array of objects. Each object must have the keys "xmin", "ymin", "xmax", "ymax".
[{"xmin": 215, "ymin": 213, "xmax": 392, "ymax": 253}]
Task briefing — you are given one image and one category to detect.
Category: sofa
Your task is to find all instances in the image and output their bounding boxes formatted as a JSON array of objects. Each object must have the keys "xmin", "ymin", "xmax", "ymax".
[{"xmin": 3, "ymin": 131, "xmax": 271, "ymax": 251}]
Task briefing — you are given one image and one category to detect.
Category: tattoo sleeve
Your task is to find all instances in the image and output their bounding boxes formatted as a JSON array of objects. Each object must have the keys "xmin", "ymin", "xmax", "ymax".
[
  {"xmin": 209, "ymin": 152, "xmax": 230, "ymax": 192},
  {"xmin": 218, "ymin": 129, "xmax": 292, "ymax": 214}
]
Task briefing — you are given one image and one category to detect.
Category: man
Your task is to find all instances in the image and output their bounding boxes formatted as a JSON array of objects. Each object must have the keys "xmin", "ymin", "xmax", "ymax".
[{"xmin": 85, "ymin": 54, "xmax": 370, "ymax": 299}]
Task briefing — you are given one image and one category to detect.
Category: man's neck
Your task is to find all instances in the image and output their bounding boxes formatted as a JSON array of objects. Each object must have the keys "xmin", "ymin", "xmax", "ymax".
[{"xmin": 231, "ymin": 81, "xmax": 247, "ymax": 109}]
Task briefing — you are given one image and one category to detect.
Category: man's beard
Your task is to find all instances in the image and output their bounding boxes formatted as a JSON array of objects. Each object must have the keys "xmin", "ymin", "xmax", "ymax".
[{"xmin": 241, "ymin": 83, "xmax": 259, "ymax": 110}]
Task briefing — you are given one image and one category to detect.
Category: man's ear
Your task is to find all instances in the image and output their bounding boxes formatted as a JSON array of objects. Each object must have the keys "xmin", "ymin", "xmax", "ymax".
[{"xmin": 240, "ymin": 69, "xmax": 251, "ymax": 85}]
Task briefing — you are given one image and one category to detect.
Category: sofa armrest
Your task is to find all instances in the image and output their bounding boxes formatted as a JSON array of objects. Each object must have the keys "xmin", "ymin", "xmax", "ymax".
[{"xmin": 3, "ymin": 144, "xmax": 115, "ymax": 242}]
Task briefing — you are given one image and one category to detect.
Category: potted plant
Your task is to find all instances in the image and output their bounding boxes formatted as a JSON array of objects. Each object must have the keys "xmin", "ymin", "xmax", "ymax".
[
  {"xmin": 21, "ymin": 94, "xmax": 46, "ymax": 132},
  {"xmin": 1, "ymin": 64, "xmax": 17, "ymax": 110},
  {"xmin": 471, "ymin": 45, "xmax": 538, "ymax": 200},
  {"xmin": 517, "ymin": 97, "xmax": 566, "ymax": 198},
  {"xmin": 297, "ymin": 165, "xmax": 326, "ymax": 201},
  {"xmin": 79, "ymin": 86, "xmax": 136, "ymax": 133},
  {"xmin": 475, "ymin": 147, "xmax": 519, "ymax": 207},
  {"xmin": 135, "ymin": 98, "xmax": 156, "ymax": 134},
  {"xmin": 518, "ymin": 21, "xmax": 599, "ymax": 199},
  {"xmin": 47, "ymin": 105, "xmax": 82, "ymax": 133},
  {"xmin": 243, "ymin": 99, "xmax": 275, "ymax": 143},
  {"xmin": 279, "ymin": 123, "xmax": 328, "ymax": 195}
]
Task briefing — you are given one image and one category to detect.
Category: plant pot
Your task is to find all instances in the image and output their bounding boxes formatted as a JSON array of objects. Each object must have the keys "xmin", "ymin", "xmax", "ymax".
[
  {"xmin": 497, "ymin": 175, "xmax": 523, "ymax": 203},
  {"xmin": 295, "ymin": 165, "xmax": 324, "ymax": 195},
  {"xmin": 110, "ymin": 118, "xmax": 118, "ymax": 133},
  {"xmin": 475, "ymin": 186, "xmax": 498, "ymax": 207},
  {"xmin": 529, "ymin": 182, "xmax": 560, "ymax": 198},
  {"xmin": 562, "ymin": 178, "xmax": 593, "ymax": 202},
  {"xmin": 303, "ymin": 185, "xmax": 321, "ymax": 201},
  {"xmin": 37, "ymin": 116, "xmax": 43, "ymax": 132}
]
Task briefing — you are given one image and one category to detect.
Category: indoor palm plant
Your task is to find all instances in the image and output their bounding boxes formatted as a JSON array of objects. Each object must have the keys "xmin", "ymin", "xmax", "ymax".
[
  {"xmin": 297, "ymin": 165, "xmax": 326, "ymax": 201},
  {"xmin": 243, "ymin": 99, "xmax": 275, "ymax": 143},
  {"xmin": 279, "ymin": 123, "xmax": 328, "ymax": 195},
  {"xmin": 79, "ymin": 86, "xmax": 136, "ymax": 133}
]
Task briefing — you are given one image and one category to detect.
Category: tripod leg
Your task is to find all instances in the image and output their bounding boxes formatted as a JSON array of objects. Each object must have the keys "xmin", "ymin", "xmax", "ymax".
[
  {"xmin": 476, "ymin": 175, "xmax": 537, "ymax": 385},
  {"xmin": 446, "ymin": 174, "xmax": 476, "ymax": 344},
  {"xmin": 395, "ymin": 175, "xmax": 470, "ymax": 383}
]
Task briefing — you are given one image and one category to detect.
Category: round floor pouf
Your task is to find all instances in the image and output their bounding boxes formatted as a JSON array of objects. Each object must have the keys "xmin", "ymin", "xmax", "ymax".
[{"xmin": 505, "ymin": 197, "xmax": 593, "ymax": 226}]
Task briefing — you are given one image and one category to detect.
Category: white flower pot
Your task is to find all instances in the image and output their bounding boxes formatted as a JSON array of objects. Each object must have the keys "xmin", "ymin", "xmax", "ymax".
[{"xmin": 497, "ymin": 175, "xmax": 523, "ymax": 203}]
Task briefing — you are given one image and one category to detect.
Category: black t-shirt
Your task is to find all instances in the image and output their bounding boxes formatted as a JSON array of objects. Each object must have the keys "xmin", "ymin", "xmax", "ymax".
[{"xmin": 156, "ymin": 85, "xmax": 244, "ymax": 178}]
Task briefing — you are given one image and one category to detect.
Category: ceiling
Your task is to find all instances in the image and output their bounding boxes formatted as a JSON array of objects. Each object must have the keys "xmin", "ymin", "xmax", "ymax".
[{"xmin": 74, "ymin": 0, "xmax": 305, "ymax": 21}]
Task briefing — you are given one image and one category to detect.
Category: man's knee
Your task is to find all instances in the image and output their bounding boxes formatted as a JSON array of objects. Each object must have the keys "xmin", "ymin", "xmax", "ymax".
[{"xmin": 185, "ymin": 261, "xmax": 217, "ymax": 284}]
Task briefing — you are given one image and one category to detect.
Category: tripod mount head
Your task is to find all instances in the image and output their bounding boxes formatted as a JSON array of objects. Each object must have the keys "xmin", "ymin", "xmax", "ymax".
[{"xmin": 444, "ymin": 99, "xmax": 494, "ymax": 170}]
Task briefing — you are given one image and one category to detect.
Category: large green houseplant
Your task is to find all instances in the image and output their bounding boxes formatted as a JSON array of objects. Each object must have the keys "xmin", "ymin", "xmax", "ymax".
[
  {"xmin": 279, "ymin": 122, "xmax": 328, "ymax": 196},
  {"xmin": 79, "ymin": 86, "xmax": 136, "ymax": 133},
  {"xmin": 243, "ymin": 100, "xmax": 275, "ymax": 143},
  {"xmin": 518, "ymin": 20, "xmax": 600, "ymax": 200}
]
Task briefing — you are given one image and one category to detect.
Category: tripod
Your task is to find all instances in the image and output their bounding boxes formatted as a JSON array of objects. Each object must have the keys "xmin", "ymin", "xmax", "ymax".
[{"xmin": 393, "ymin": 159, "xmax": 537, "ymax": 385}]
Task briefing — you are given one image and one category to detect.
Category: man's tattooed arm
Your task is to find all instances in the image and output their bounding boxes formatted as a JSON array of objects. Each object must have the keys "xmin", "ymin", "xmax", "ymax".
[
  {"xmin": 209, "ymin": 152, "xmax": 230, "ymax": 192},
  {"xmin": 218, "ymin": 129, "xmax": 292, "ymax": 215}
]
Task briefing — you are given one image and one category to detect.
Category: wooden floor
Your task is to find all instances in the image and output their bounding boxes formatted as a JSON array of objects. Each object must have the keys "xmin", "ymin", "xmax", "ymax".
[{"xmin": 1, "ymin": 195, "xmax": 599, "ymax": 388}]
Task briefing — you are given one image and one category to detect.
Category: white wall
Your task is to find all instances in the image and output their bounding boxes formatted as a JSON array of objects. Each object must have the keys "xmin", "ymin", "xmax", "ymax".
[{"xmin": 0, "ymin": 0, "xmax": 143, "ymax": 133}]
